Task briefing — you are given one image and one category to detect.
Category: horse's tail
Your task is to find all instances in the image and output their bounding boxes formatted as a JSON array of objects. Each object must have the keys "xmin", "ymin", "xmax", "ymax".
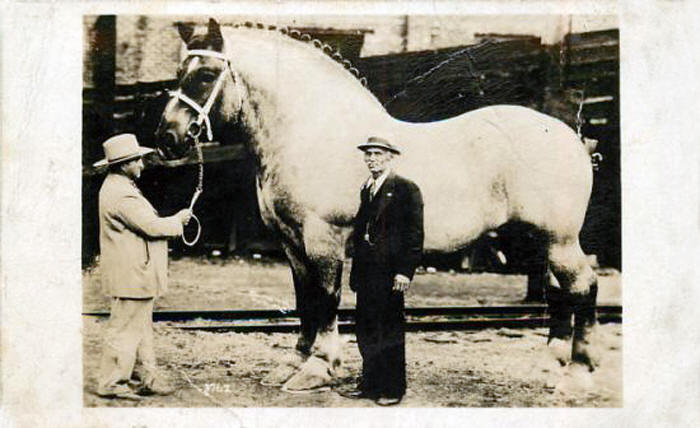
[
  {"xmin": 582, "ymin": 137, "xmax": 597, "ymax": 154},
  {"xmin": 571, "ymin": 90, "xmax": 604, "ymax": 171},
  {"xmin": 582, "ymin": 136, "xmax": 603, "ymax": 171}
]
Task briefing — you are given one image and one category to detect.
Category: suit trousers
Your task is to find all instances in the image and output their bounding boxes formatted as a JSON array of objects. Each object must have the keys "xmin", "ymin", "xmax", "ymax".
[
  {"xmin": 97, "ymin": 297, "xmax": 157, "ymax": 395},
  {"xmin": 355, "ymin": 263, "xmax": 406, "ymax": 398}
]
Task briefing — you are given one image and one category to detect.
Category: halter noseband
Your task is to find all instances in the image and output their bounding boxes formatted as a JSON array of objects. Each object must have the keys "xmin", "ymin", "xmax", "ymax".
[{"xmin": 168, "ymin": 49, "xmax": 241, "ymax": 142}]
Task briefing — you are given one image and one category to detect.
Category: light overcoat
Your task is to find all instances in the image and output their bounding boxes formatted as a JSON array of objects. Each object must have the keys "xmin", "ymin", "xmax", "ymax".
[{"xmin": 98, "ymin": 173, "xmax": 183, "ymax": 298}]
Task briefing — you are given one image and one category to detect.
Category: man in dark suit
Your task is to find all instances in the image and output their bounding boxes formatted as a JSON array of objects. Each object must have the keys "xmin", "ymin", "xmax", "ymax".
[{"xmin": 345, "ymin": 136, "xmax": 424, "ymax": 406}]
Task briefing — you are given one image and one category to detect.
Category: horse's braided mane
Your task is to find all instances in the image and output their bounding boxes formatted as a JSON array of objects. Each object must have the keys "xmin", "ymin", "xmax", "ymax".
[{"xmin": 231, "ymin": 21, "xmax": 368, "ymax": 88}]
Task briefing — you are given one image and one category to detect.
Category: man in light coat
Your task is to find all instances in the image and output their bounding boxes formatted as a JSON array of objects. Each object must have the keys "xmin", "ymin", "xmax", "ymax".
[{"xmin": 93, "ymin": 134, "xmax": 191, "ymax": 399}]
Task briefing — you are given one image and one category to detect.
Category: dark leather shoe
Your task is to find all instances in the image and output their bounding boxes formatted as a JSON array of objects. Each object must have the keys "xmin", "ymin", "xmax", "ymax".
[
  {"xmin": 339, "ymin": 389, "xmax": 375, "ymax": 399},
  {"xmin": 375, "ymin": 396, "xmax": 402, "ymax": 406},
  {"xmin": 137, "ymin": 378, "xmax": 175, "ymax": 396}
]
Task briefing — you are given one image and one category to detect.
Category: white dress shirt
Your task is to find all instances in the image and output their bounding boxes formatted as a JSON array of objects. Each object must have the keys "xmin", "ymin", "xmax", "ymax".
[{"xmin": 365, "ymin": 168, "xmax": 391, "ymax": 199}]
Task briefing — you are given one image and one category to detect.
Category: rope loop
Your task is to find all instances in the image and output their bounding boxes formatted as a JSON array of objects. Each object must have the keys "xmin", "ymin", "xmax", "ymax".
[{"xmin": 182, "ymin": 214, "xmax": 201, "ymax": 247}]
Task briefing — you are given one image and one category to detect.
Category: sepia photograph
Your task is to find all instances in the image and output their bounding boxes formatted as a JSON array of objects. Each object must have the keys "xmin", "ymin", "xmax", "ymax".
[
  {"xmin": 80, "ymin": 13, "xmax": 622, "ymax": 408},
  {"xmin": 3, "ymin": 0, "xmax": 700, "ymax": 426}
]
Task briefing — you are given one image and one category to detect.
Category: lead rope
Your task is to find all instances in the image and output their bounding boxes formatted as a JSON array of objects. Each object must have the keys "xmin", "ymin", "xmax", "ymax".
[{"xmin": 182, "ymin": 132, "xmax": 204, "ymax": 246}]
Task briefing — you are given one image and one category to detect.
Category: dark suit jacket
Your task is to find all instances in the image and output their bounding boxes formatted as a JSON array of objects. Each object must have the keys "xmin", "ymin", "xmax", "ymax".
[{"xmin": 349, "ymin": 172, "xmax": 424, "ymax": 291}]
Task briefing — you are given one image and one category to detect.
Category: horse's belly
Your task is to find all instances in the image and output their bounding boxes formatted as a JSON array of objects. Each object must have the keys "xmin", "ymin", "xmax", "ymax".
[{"xmin": 422, "ymin": 188, "xmax": 509, "ymax": 251}]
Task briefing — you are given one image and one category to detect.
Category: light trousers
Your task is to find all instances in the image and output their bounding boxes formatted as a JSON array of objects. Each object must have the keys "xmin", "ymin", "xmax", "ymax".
[{"xmin": 97, "ymin": 297, "xmax": 156, "ymax": 394}]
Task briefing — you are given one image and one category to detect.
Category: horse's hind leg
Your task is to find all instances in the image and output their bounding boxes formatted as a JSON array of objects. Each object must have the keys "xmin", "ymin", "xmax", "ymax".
[
  {"xmin": 572, "ymin": 274, "xmax": 598, "ymax": 369},
  {"xmin": 521, "ymin": 225, "xmax": 549, "ymax": 303},
  {"xmin": 545, "ymin": 269, "xmax": 574, "ymax": 366},
  {"xmin": 548, "ymin": 237, "xmax": 599, "ymax": 370}
]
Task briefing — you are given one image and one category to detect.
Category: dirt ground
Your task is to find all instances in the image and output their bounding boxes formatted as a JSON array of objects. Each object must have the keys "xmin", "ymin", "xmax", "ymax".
[{"xmin": 83, "ymin": 257, "xmax": 622, "ymax": 407}]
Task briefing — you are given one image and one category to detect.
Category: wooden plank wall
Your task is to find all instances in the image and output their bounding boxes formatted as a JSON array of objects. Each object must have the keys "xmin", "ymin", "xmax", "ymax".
[{"xmin": 358, "ymin": 36, "xmax": 550, "ymax": 121}]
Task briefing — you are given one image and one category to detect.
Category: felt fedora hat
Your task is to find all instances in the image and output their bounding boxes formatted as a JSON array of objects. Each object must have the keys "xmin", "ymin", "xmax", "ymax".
[
  {"xmin": 357, "ymin": 136, "xmax": 401, "ymax": 155},
  {"xmin": 93, "ymin": 134, "xmax": 154, "ymax": 167}
]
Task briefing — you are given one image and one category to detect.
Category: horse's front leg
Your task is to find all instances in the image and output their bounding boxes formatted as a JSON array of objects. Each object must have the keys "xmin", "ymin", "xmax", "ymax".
[
  {"xmin": 261, "ymin": 241, "xmax": 317, "ymax": 387},
  {"xmin": 282, "ymin": 219, "xmax": 345, "ymax": 392},
  {"xmin": 282, "ymin": 255, "xmax": 343, "ymax": 392},
  {"xmin": 284, "ymin": 243, "xmax": 316, "ymax": 356},
  {"xmin": 307, "ymin": 256, "xmax": 343, "ymax": 369}
]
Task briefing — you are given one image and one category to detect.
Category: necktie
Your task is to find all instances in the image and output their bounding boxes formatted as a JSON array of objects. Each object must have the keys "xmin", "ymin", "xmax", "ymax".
[{"xmin": 369, "ymin": 180, "xmax": 378, "ymax": 200}]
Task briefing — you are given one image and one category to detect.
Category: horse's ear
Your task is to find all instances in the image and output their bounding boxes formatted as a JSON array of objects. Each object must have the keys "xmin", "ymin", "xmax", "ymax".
[
  {"xmin": 207, "ymin": 18, "xmax": 223, "ymax": 44},
  {"xmin": 177, "ymin": 22, "xmax": 194, "ymax": 44}
]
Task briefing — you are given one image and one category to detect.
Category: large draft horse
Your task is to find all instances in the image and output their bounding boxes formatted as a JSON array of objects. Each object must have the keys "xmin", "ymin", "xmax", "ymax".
[{"xmin": 156, "ymin": 19, "xmax": 599, "ymax": 392}]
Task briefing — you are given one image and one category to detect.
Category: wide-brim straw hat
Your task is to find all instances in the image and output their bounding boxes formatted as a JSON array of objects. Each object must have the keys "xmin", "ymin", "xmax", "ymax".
[
  {"xmin": 93, "ymin": 133, "xmax": 155, "ymax": 167},
  {"xmin": 357, "ymin": 136, "xmax": 401, "ymax": 155}
]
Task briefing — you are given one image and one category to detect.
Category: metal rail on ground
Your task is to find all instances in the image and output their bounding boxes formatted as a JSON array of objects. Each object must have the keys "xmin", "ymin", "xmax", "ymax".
[{"xmin": 83, "ymin": 305, "xmax": 622, "ymax": 333}]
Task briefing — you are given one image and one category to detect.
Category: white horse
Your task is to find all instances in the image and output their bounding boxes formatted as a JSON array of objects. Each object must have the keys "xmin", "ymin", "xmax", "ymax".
[{"xmin": 156, "ymin": 19, "xmax": 599, "ymax": 392}]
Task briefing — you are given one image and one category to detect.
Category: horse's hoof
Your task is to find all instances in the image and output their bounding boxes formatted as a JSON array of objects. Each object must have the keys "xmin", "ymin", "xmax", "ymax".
[
  {"xmin": 261, "ymin": 352, "xmax": 305, "ymax": 386},
  {"xmin": 281, "ymin": 384, "xmax": 331, "ymax": 394},
  {"xmin": 572, "ymin": 325, "xmax": 601, "ymax": 371},
  {"xmin": 547, "ymin": 337, "xmax": 571, "ymax": 366},
  {"xmin": 572, "ymin": 341, "xmax": 600, "ymax": 372},
  {"xmin": 555, "ymin": 362, "xmax": 596, "ymax": 395},
  {"xmin": 282, "ymin": 356, "xmax": 333, "ymax": 392},
  {"xmin": 261, "ymin": 364, "xmax": 297, "ymax": 386}
]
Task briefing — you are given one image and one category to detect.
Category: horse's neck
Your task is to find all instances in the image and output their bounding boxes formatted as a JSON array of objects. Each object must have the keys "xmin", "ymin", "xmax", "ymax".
[
  {"xmin": 225, "ymin": 29, "xmax": 385, "ymax": 124},
  {"xmin": 226, "ymin": 29, "xmax": 393, "ymax": 196},
  {"xmin": 238, "ymin": 83, "xmax": 282, "ymax": 180}
]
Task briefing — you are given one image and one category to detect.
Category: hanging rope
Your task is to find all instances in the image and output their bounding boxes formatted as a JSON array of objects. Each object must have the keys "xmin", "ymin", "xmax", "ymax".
[{"xmin": 181, "ymin": 126, "xmax": 204, "ymax": 247}]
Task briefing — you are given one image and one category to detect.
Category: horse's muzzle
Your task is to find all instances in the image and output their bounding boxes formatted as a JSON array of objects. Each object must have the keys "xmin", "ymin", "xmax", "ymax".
[{"xmin": 157, "ymin": 130, "xmax": 190, "ymax": 160}]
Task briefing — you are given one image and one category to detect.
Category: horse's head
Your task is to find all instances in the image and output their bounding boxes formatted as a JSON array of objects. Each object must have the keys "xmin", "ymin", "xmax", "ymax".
[{"xmin": 155, "ymin": 18, "xmax": 244, "ymax": 160}]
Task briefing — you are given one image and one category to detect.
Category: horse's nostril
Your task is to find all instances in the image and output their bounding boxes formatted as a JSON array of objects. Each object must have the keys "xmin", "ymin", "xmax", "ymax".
[{"xmin": 164, "ymin": 130, "xmax": 178, "ymax": 147}]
